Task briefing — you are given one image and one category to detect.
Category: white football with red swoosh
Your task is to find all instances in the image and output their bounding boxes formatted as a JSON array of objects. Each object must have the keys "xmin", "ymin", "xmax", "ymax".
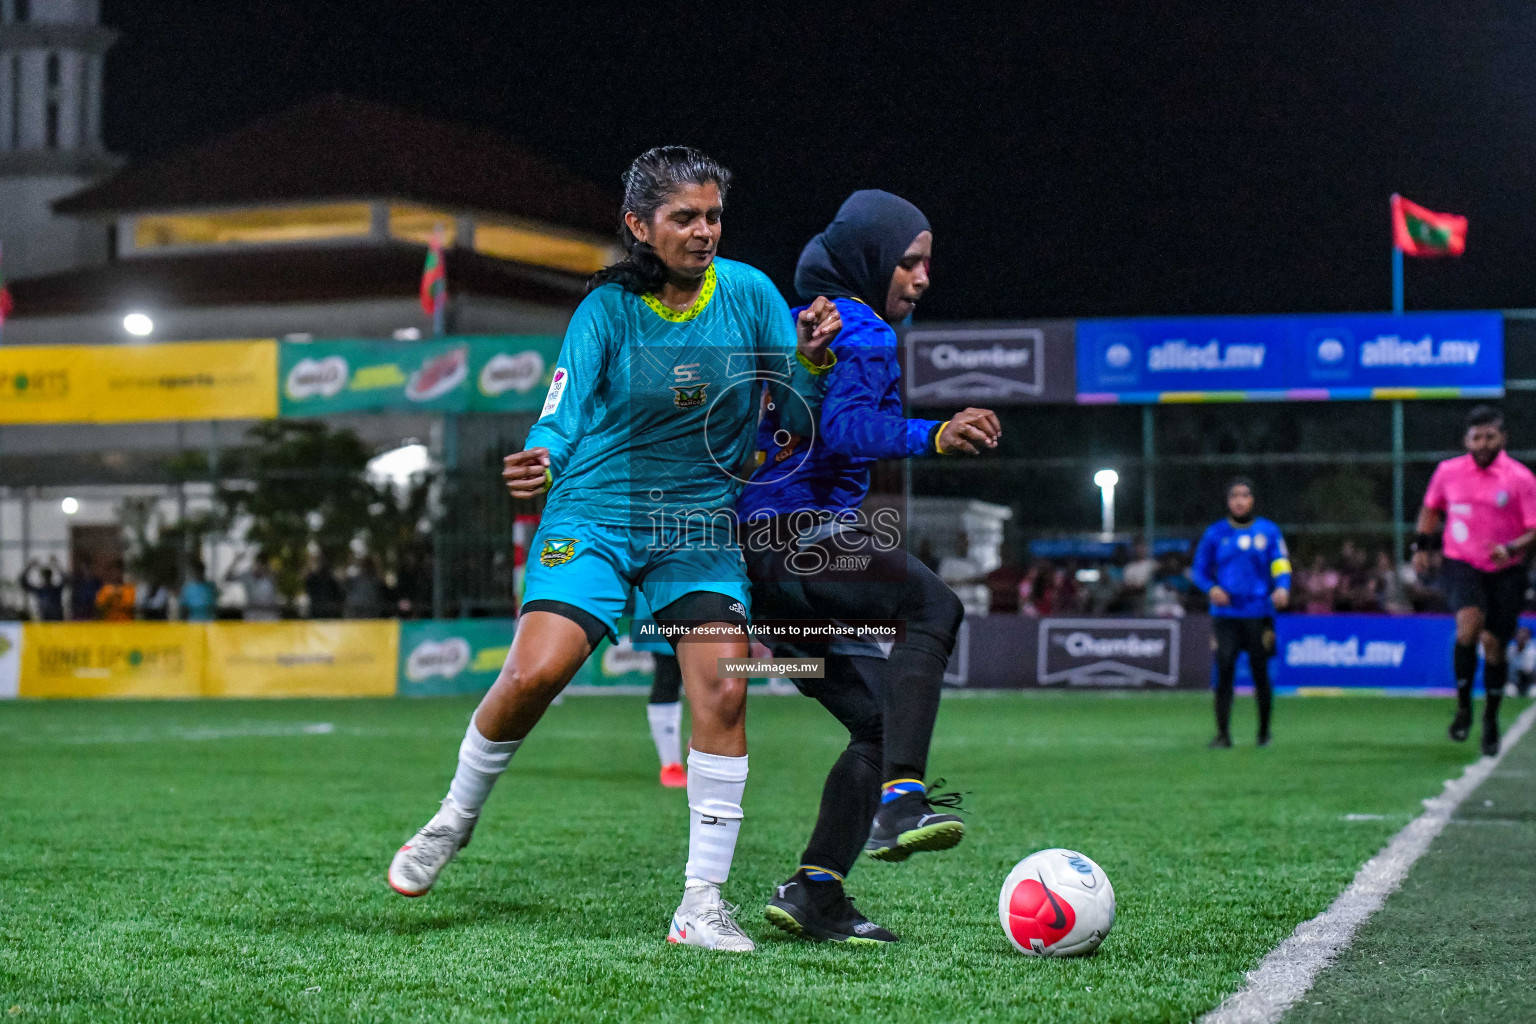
[{"xmin": 999, "ymin": 848, "xmax": 1116, "ymax": 957}]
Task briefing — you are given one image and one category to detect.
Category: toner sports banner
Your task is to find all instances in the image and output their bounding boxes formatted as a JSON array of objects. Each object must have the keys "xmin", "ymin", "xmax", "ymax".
[
  {"xmin": 398, "ymin": 619, "xmax": 513, "ymax": 697},
  {"xmin": 1076, "ymin": 312, "xmax": 1503, "ymax": 403},
  {"xmin": 0, "ymin": 623, "xmax": 21, "ymax": 698},
  {"xmin": 0, "ymin": 340, "xmax": 278, "ymax": 424},
  {"xmin": 204, "ymin": 621, "xmax": 398, "ymax": 698},
  {"xmin": 280, "ymin": 336, "xmax": 562, "ymax": 417},
  {"xmin": 18, "ymin": 623, "xmax": 206, "ymax": 698}
]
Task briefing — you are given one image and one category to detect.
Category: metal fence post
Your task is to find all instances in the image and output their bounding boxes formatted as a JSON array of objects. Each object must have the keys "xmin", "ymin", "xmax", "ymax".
[
  {"xmin": 1391, "ymin": 400, "xmax": 1405, "ymax": 560},
  {"xmin": 1142, "ymin": 404, "xmax": 1156, "ymax": 548}
]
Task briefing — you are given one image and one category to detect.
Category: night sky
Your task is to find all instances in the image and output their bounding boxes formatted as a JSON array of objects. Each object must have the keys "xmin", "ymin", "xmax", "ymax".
[{"xmin": 102, "ymin": 2, "xmax": 1536, "ymax": 320}]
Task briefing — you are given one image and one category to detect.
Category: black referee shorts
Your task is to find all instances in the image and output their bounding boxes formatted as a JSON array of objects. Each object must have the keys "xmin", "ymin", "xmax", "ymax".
[{"xmin": 1441, "ymin": 558, "xmax": 1527, "ymax": 645}]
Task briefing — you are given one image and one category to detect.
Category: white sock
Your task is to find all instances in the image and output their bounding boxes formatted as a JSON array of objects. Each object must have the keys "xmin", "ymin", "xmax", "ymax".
[
  {"xmin": 446, "ymin": 718, "xmax": 521, "ymax": 818},
  {"xmin": 647, "ymin": 701, "xmax": 683, "ymax": 766},
  {"xmin": 684, "ymin": 749, "xmax": 747, "ymax": 887}
]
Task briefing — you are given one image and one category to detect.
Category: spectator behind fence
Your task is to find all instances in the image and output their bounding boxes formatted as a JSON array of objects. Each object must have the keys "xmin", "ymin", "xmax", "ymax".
[
  {"xmin": 1508, "ymin": 626, "xmax": 1536, "ymax": 697},
  {"xmin": 139, "ymin": 581, "xmax": 171, "ymax": 621},
  {"xmin": 1300, "ymin": 555, "xmax": 1339, "ymax": 613},
  {"xmin": 20, "ymin": 558, "xmax": 65, "ymax": 621},
  {"xmin": 95, "ymin": 562, "xmax": 137, "ymax": 622},
  {"xmin": 179, "ymin": 562, "xmax": 217, "ymax": 622},
  {"xmin": 228, "ymin": 556, "xmax": 283, "ymax": 621},
  {"xmin": 68, "ymin": 559, "xmax": 101, "ymax": 621},
  {"xmin": 1376, "ymin": 550, "xmax": 1413, "ymax": 614},
  {"xmin": 304, "ymin": 555, "xmax": 345, "ymax": 619},
  {"xmin": 343, "ymin": 555, "xmax": 386, "ymax": 619}
]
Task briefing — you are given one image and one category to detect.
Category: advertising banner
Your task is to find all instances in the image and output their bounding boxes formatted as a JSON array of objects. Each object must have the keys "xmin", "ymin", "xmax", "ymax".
[
  {"xmin": 1273, "ymin": 614, "xmax": 1454, "ymax": 693},
  {"xmin": 18, "ymin": 623, "xmax": 206, "ymax": 698},
  {"xmin": 942, "ymin": 615, "xmax": 1210, "ymax": 689},
  {"xmin": 0, "ymin": 340, "xmax": 278, "ymax": 425},
  {"xmin": 280, "ymin": 336, "xmax": 561, "ymax": 417},
  {"xmin": 0, "ymin": 623, "xmax": 21, "ymax": 698},
  {"xmin": 1076, "ymin": 312, "xmax": 1504, "ymax": 403},
  {"xmin": 906, "ymin": 321, "xmax": 1077, "ymax": 406},
  {"xmin": 204, "ymin": 621, "xmax": 398, "ymax": 698},
  {"xmin": 398, "ymin": 619, "xmax": 513, "ymax": 697},
  {"xmin": 573, "ymin": 633, "xmax": 659, "ymax": 689}
]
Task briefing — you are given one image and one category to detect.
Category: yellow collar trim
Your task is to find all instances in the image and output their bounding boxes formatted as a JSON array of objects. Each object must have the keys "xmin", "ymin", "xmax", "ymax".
[{"xmin": 641, "ymin": 264, "xmax": 717, "ymax": 323}]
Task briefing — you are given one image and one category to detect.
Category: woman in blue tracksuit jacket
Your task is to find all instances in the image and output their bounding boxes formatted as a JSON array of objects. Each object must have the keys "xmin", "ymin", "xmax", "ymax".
[
  {"xmin": 738, "ymin": 190, "xmax": 1002, "ymax": 944},
  {"xmin": 1190, "ymin": 476, "xmax": 1292, "ymax": 748}
]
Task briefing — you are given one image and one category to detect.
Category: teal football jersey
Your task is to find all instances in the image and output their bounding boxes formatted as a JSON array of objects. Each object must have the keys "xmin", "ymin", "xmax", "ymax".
[{"xmin": 527, "ymin": 258, "xmax": 830, "ymax": 528}]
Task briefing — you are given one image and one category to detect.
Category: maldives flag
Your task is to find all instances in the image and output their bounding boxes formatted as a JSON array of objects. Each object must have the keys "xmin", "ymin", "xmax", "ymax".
[
  {"xmin": 1392, "ymin": 194, "xmax": 1467, "ymax": 257},
  {"xmin": 419, "ymin": 226, "xmax": 446, "ymax": 316}
]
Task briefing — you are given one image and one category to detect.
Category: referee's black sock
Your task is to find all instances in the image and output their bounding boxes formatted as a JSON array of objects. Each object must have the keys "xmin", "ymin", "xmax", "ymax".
[
  {"xmin": 1453, "ymin": 642, "xmax": 1478, "ymax": 712},
  {"xmin": 1483, "ymin": 664, "xmax": 1504, "ymax": 728}
]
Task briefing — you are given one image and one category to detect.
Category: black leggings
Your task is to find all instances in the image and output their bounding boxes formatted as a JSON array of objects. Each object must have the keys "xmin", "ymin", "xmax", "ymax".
[
  {"xmin": 1213, "ymin": 616, "xmax": 1274, "ymax": 739},
  {"xmin": 649, "ymin": 653, "xmax": 682, "ymax": 704},
  {"xmin": 746, "ymin": 523, "xmax": 964, "ymax": 877}
]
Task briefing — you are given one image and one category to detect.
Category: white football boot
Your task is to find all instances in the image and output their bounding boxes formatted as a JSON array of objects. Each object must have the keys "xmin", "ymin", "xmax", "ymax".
[
  {"xmin": 667, "ymin": 883, "xmax": 756, "ymax": 952},
  {"xmin": 388, "ymin": 799, "xmax": 477, "ymax": 897}
]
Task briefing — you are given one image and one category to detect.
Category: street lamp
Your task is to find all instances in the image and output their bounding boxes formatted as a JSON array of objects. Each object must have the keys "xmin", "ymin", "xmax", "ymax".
[
  {"xmin": 1094, "ymin": 469, "xmax": 1119, "ymax": 538},
  {"xmin": 122, "ymin": 312, "xmax": 153, "ymax": 337}
]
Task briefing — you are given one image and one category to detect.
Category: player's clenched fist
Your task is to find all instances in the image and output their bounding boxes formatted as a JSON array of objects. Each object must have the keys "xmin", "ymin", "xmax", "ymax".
[
  {"xmin": 938, "ymin": 407, "xmax": 1002, "ymax": 455},
  {"xmin": 503, "ymin": 447, "xmax": 551, "ymax": 498},
  {"xmin": 796, "ymin": 295, "xmax": 841, "ymax": 366}
]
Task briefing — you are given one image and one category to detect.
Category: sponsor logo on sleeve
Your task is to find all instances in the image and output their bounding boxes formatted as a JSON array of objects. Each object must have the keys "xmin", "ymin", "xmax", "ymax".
[{"xmin": 541, "ymin": 369, "xmax": 568, "ymax": 418}]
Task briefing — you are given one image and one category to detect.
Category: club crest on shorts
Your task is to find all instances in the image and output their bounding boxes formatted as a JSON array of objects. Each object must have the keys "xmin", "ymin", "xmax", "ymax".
[
  {"xmin": 539, "ymin": 538, "xmax": 578, "ymax": 567},
  {"xmin": 671, "ymin": 383, "xmax": 709, "ymax": 409}
]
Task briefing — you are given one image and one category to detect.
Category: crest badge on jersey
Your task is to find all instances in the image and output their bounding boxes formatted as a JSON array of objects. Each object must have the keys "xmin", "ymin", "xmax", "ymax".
[
  {"xmin": 1237, "ymin": 533, "xmax": 1252, "ymax": 550},
  {"xmin": 671, "ymin": 384, "xmax": 709, "ymax": 409},
  {"xmin": 1255, "ymin": 534, "xmax": 1267, "ymax": 550},
  {"xmin": 539, "ymin": 539, "xmax": 578, "ymax": 567},
  {"xmin": 1497, "ymin": 490, "xmax": 1510, "ymax": 508}
]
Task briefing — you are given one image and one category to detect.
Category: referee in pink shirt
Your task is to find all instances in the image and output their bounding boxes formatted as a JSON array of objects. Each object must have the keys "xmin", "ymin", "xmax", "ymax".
[{"xmin": 1413, "ymin": 405, "xmax": 1536, "ymax": 756}]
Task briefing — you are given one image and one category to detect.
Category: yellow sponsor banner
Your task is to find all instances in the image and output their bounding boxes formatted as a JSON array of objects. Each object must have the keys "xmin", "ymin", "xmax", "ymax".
[
  {"xmin": 204, "ymin": 621, "xmax": 398, "ymax": 698},
  {"xmin": 19, "ymin": 623, "xmax": 206, "ymax": 698},
  {"xmin": 0, "ymin": 339, "xmax": 278, "ymax": 424}
]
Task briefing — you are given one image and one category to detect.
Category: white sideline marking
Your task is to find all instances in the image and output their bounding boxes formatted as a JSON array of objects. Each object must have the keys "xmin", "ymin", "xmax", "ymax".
[
  {"xmin": 1200, "ymin": 702, "xmax": 1536, "ymax": 1024},
  {"xmin": 23, "ymin": 722, "xmax": 339, "ymax": 745}
]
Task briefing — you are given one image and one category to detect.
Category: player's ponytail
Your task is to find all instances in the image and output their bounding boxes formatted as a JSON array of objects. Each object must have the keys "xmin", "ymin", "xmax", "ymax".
[{"xmin": 589, "ymin": 146, "xmax": 733, "ymax": 295}]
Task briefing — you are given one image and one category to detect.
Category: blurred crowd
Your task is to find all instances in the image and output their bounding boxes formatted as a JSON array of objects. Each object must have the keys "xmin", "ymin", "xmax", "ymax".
[
  {"xmin": 3, "ymin": 552, "xmax": 432, "ymax": 622},
  {"xmin": 980, "ymin": 540, "xmax": 1493, "ymax": 618}
]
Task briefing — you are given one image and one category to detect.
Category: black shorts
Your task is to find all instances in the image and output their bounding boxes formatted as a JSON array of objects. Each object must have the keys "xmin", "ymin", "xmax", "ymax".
[{"xmin": 1441, "ymin": 558, "xmax": 1527, "ymax": 645}]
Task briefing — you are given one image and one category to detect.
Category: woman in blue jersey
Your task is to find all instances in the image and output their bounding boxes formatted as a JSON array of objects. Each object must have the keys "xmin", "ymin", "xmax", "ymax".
[
  {"xmin": 388, "ymin": 147, "xmax": 839, "ymax": 953},
  {"xmin": 741, "ymin": 190, "xmax": 1001, "ymax": 944}
]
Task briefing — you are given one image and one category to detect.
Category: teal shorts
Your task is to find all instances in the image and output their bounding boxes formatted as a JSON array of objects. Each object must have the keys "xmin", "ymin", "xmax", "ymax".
[{"xmin": 524, "ymin": 518, "xmax": 751, "ymax": 644}]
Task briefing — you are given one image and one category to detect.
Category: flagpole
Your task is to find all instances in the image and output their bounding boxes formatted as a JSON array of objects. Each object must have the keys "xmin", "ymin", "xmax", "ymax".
[
  {"xmin": 1391, "ymin": 247, "xmax": 1403, "ymax": 314},
  {"xmin": 1390, "ymin": 193, "xmax": 1404, "ymax": 314}
]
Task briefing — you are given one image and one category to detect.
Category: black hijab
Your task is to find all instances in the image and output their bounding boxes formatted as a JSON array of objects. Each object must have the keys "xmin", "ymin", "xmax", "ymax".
[{"xmin": 794, "ymin": 190, "xmax": 930, "ymax": 314}]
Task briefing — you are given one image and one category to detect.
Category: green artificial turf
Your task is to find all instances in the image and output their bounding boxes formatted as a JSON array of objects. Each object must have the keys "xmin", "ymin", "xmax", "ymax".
[
  {"xmin": 1287, "ymin": 707, "xmax": 1536, "ymax": 1024},
  {"xmin": 0, "ymin": 692, "xmax": 1509, "ymax": 1023}
]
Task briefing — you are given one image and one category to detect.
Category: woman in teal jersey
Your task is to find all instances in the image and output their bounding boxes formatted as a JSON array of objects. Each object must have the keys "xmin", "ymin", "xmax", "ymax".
[{"xmin": 388, "ymin": 147, "xmax": 839, "ymax": 952}]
